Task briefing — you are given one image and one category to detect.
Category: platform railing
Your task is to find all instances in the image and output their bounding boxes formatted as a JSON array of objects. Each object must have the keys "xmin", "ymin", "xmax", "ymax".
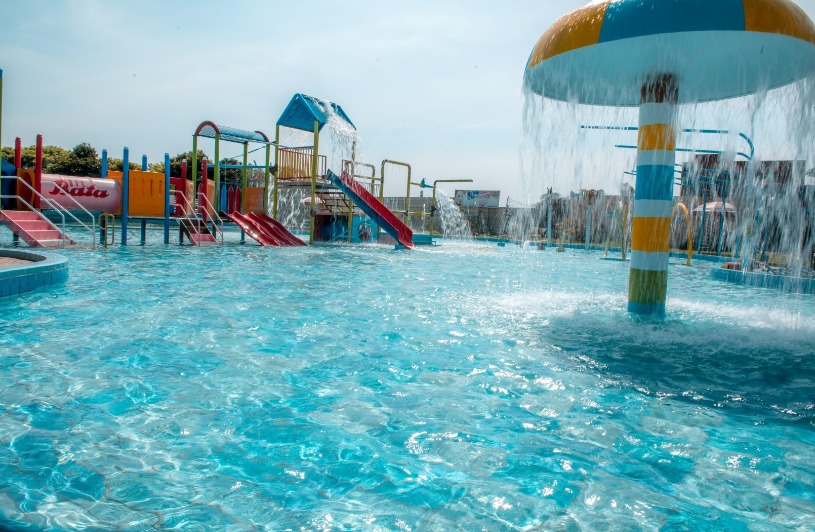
[
  {"xmin": 172, "ymin": 191, "xmax": 220, "ymax": 245},
  {"xmin": 44, "ymin": 180, "xmax": 97, "ymax": 248},
  {"xmin": 0, "ymin": 193, "xmax": 67, "ymax": 247},
  {"xmin": 197, "ymin": 192, "xmax": 225, "ymax": 246},
  {"xmin": 1, "ymin": 175, "xmax": 72, "ymax": 247}
]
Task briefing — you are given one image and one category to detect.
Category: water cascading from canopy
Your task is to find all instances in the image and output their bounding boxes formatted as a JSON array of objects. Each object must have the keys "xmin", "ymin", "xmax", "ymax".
[{"xmin": 524, "ymin": 0, "xmax": 815, "ymax": 317}]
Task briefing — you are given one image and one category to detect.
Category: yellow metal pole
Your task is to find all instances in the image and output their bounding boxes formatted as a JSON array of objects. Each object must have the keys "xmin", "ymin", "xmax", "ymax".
[
  {"xmin": 273, "ymin": 125, "xmax": 280, "ymax": 218},
  {"xmin": 310, "ymin": 120, "xmax": 320, "ymax": 245},
  {"xmin": 671, "ymin": 202, "xmax": 693, "ymax": 266},
  {"xmin": 264, "ymin": 142, "xmax": 271, "ymax": 213},
  {"xmin": 404, "ymin": 164, "xmax": 411, "ymax": 223},
  {"xmin": 347, "ymin": 140, "xmax": 356, "ymax": 241},
  {"xmin": 381, "ymin": 160, "xmax": 412, "ymax": 223}
]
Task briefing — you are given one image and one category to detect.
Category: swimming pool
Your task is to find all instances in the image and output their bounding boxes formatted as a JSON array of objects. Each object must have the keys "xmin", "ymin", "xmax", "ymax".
[{"xmin": 1, "ymin": 243, "xmax": 813, "ymax": 530}]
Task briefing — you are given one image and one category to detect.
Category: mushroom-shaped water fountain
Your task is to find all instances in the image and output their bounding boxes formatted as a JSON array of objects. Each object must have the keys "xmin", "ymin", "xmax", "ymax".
[{"xmin": 524, "ymin": 0, "xmax": 815, "ymax": 316}]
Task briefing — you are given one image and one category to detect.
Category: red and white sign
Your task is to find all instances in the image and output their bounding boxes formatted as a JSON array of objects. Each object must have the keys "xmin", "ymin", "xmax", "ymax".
[{"xmin": 41, "ymin": 174, "xmax": 121, "ymax": 212}]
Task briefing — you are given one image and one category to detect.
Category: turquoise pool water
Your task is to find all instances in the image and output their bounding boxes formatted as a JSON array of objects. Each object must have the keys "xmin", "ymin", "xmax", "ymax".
[{"xmin": 1, "ymin": 242, "xmax": 814, "ymax": 530}]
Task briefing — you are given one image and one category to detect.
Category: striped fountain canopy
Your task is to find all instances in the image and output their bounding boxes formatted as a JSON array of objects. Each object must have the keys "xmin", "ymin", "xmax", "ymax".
[{"xmin": 524, "ymin": 0, "xmax": 815, "ymax": 106}]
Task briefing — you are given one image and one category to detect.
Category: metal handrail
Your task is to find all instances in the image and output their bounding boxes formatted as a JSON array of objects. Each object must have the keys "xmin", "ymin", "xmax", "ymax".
[
  {"xmin": 0, "ymin": 193, "xmax": 67, "ymax": 247},
  {"xmin": 671, "ymin": 203, "xmax": 693, "ymax": 266},
  {"xmin": 99, "ymin": 213, "xmax": 115, "ymax": 246},
  {"xmin": 197, "ymin": 192, "xmax": 225, "ymax": 246},
  {"xmin": 0, "ymin": 176, "xmax": 69, "ymax": 247},
  {"xmin": 173, "ymin": 192, "xmax": 218, "ymax": 245},
  {"xmin": 44, "ymin": 179, "xmax": 97, "ymax": 248}
]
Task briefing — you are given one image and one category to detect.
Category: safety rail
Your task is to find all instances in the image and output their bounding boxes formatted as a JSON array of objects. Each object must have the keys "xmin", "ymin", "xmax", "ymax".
[
  {"xmin": 99, "ymin": 213, "xmax": 115, "ymax": 246},
  {"xmin": 197, "ymin": 192, "xmax": 225, "ymax": 246},
  {"xmin": 46, "ymin": 179, "xmax": 98, "ymax": 248},
  {"xmin": 671, "ymin": 203, "xmax": 693, "ymax": 266},
  {"xmin": 278, "ymin": 147, "xmax": 327, "ymax": 180},
  {"xmin": 172, "ymin": 191, "xmax": 220, "ymax": 245},
  {"xmin": 382, "ymin": 159, "xmax": 412, "ymax": 222},
  {"xmin": 0, "ymin": 175, "xmax": 68, "ymax": 247}
]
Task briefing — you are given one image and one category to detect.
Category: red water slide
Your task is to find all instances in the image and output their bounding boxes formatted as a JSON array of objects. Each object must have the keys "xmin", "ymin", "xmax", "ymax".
[
  {"xmin": 326, "ymin": 170, "xmax": 413, "ymax": 249},
  {"xmin": 249, "ymin": 213, "xmax": 306, "ymax": 246},
  {"xmin": 228, "ymin": 212, "xmax": 281, "ymax": 246}
]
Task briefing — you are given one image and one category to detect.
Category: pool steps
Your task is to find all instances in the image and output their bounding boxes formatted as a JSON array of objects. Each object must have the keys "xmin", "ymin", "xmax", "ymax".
[{"xmin": 0, "ymin": 209, "xmax": 74, "ymax": 247}]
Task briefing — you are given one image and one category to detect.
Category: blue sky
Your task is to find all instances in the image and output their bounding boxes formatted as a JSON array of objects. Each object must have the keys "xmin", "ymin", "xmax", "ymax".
[{"xmin": 3, "ymin": 0, "xmax": 815, "ymax": 201}]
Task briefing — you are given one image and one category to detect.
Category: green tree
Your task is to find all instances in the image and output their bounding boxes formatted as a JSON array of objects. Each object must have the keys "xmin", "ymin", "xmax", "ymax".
[
  {"xmin": 107, "ymin": 158, "xmax": 140, "ymax": 172},
  {"xmin": 49, "ymin": 143, "xmax": 101, "ymax": 176},
  {"xmin": 168, "ymin": 150, "xmax": 209, "ymax": 178}
]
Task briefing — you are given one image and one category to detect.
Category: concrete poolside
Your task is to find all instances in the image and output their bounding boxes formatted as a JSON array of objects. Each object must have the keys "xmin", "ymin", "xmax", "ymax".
[{"xmin": 0, "ymin": 256, "xmax": 31, "ymax": 268}]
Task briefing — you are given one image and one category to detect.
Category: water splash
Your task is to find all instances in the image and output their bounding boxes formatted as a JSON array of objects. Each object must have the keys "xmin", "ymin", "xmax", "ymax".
[
  {"xmin": 434, "ymin": 189, "xmax": 473, "ymax": 239},
  {"xmin": 520, "ymin": 75, "xmax": 815, "ymax": 287}
]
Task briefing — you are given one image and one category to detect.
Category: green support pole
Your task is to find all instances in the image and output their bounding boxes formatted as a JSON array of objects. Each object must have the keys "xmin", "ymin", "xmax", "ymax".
[
  {"xmin": 273, "ymin": 125, "xmax": 280, "ymax": 219},
  {"xmin": 214, "ymin": 132, "xmax": 221, "ymax": 212},
  {"xmin": 191, "ymin": 135, "xmax": 198, "ymax": 204},
  {"xmin": 242, "ymin": 142, "xmax": 248, "ymax": 212},
  {"xmin": 347, "ymin": 140, "xmax": 356, "ymax": 241},
  {"xmin": 240, "ymin": 142, "xmax": 248, "ymax": 244},
  {"xmin": 310, "ymin": 120, "xmax": 320, "ymax": 245},
  {"xmin": 264, "ymin": 143, "xmax": 271, "ymax": 213}
]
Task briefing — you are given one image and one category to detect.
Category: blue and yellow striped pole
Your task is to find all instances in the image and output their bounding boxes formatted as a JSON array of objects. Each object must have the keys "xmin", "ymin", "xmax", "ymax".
[{"xmin": 629, "ymin": 75, "xmax": 677, "ymax": 316}]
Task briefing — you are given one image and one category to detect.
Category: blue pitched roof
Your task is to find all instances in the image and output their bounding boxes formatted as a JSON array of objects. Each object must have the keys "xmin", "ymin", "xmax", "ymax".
[
  {"xmin": 276, "ymin": 93, "xmax": 356, "ymax": 133},
  {"xmin": 194, "ymin": 121, "xmax": 271, "ymax": 144}
]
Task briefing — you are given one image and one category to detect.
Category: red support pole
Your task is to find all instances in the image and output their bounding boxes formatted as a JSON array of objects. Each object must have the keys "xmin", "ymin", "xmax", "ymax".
[
  {"xmin": 34, "ymin": 134, "xmax": 43, "ymax": 209},
  {"xmin": 181, "ymin": 160, "xmax": 188, "ymax": 214},
  {"xmin": 14, "ymin": 137, "xmax": 21, "ymax": 168}
]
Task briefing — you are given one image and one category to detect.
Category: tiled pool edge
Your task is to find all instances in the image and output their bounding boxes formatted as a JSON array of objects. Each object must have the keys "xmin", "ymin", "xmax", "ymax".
[
  {"xmin": 0, "ymin": 250, "xmax": 69, "ymax": 298},
  {"xmin": 710, "ymin": 266, "xmax": 815, "ymax": 295}
]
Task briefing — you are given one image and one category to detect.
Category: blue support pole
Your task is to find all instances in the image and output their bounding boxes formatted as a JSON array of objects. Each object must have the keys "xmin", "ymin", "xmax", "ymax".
[
  {"xmin": 140, "ymin": 220, "xmax": 146, "ymax": 245},
  {"xmin": 164, "ymin": 153, "xmax": 170, "ymax": 245},
  {"xmin": 716, "ymin": 192, "xmax": 727, "ymax": 256},
  {"xmin": 121, "ymin": 147, "xmax": 129, "ymax": 245},
  {"xmin": 697, "ymin": 190, "xmax": 706, "ymax": 255},
  {"xmin": 101, "ymin": 149, "xmax": 108, "ymax": 178},
  {"xmin": 142, "ymin": 154, "xmax": 148, "ymax": 171}
]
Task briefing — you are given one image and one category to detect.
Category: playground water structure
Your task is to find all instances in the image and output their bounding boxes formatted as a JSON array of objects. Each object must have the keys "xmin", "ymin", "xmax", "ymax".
[
  {"xmin": 1, "ymin": 243, "xmax": 814, "ymax": 530},
  {"xmin": 522, "ymin": 0, "xmax": 815, "ymax": 316}
]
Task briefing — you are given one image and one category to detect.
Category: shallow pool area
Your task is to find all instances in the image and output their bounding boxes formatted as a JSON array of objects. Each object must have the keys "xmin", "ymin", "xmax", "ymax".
[{"xmin": 1, "ymin": 243, "xmax": 814, "ymax": 530}]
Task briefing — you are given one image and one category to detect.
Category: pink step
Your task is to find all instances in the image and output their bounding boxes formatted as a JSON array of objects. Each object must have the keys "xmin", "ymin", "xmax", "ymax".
[
  {"xmin": 2, "ymin": 211, "xmax": 42, "ymax": 221},
  {"xmin": 14, "ymin": 220, "xmax": 54, "ymax": 231},
  {"xmin": 0, "ymin": 209, "xmax": 73, "ymax": 247},
  {"xmin": 189, "ymin": 233, "xmax": 217, "ymax": 246}
]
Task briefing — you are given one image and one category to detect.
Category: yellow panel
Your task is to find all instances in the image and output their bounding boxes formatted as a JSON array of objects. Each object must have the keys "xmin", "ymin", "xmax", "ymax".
[
  {"xmin": 127, "ymin": 170, "xmax": 165, "ymax": 217},
  {"xmin": 631, "ymin": 217, "xmax": 671, "ymax": 253},
  {"xmin": 638, "ymin": 124, "xmax": 675, "ymax": 151},
  {"xmin": 527, "ymin": 3, "xmax": 608, "ymax": 70},
  {"xmin": 744, "ymin": 0, "xmax": 815, "ymax": 45}
]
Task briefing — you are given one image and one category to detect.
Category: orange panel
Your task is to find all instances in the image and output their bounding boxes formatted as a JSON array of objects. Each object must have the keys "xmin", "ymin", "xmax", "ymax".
[
  {"xmin": 638, "ymin": 124, "xmax": 676, "ymax": 151},
  {"xmin": 243, "ymin": 187, "xmax": 264, "ymax": 214},
  {"xmin": 744, "ymin": 0, "xmax": 815, "ymax": 45},
  {"xmin": 527, "ymin": 3, "xmax": 608, "ymax": 69}
]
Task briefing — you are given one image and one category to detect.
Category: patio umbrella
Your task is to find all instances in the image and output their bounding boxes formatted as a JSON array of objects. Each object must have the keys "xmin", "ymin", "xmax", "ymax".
[{"xmin": 693, "ymin": 201, "xmax": 735, "ymax": 214}]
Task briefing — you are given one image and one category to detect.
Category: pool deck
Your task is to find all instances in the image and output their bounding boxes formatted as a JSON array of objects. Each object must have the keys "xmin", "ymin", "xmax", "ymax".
[{"xmin": 0, "ymin": 256, "xmax": 32, "ymax": 268}]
